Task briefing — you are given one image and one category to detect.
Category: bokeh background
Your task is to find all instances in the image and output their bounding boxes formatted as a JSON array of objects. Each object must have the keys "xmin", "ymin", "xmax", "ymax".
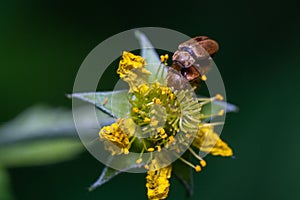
[{"xmin": 1, "ymin": 0, "xmax": 300, "ymax": 199}]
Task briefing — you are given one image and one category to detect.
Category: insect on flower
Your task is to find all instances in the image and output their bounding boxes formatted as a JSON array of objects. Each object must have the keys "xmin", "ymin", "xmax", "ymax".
[{"xmin": 166, "ymin": 36, "xmax": 219, "ymax": 90}]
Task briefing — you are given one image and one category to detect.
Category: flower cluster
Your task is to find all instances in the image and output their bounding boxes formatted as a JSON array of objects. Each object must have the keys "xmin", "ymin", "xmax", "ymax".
[{"xmin": 98, "ymin": 51, "xmax": 233, "ymax": 199}]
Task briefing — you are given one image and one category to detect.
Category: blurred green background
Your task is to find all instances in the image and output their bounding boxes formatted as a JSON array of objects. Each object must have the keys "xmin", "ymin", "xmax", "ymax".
[{"xmin": 1, "ymin": 0, "xmax": 300, "ymax": 199}]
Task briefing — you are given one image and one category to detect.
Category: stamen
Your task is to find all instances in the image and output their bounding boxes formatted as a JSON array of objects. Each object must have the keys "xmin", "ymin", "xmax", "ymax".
[
  {"xmin": 132, "ymin": 107, "xmax": 139, "ymax": 113},
  {"xmin": 157, "ymin": 127, "xmax": 165, "ymax": 135},
  {"xmin": 102, "ymin": 98, "xmax": 108, "ymax": 106},
  {"xmin": 123, "ymin": 148, "xmax": 129, "ymax": 154},
  {"xmin": 195, "ymin": 165, "xmax": 202, "ymax": 172},
  {"xmin": 152, "ymin": 97, "xmax": 161, "ymax": 104},
  {"xmin": 156, "ymin": 145, "xmax": 161, "ymax": 152},
  {"xmin": 146, "ymin": 102, "xmax": 154, "ymax": 106},
  {"xmin": 186, "ymin": 115, "xmax": 199, "ymax": 123},
  {"xmin": 164, "ymin": 54, "xmax": 169, "ymax": 60},
  {"xmin": 128, "ymin": 136, "xmax": 136, "ymax": 147},
  {"xmin": 179, "ymin": 118, "xmax": 188, "ymax": 133},
  {"xmin": 188, "ymin": 147, "xmax": 204, "ymax": 161},
  {"xmin": 160, "ymin": 63, "xmax": 166, "ymax": 79},
  {"xmin": 147, "ymin": 148, "xmax": 155, "ymax": 152},
  {"xmin": 168, "ymin": 135, "xmax": 174, "ymax": 142},
  {"xmin": 160, "ymin": 55, "xmax": 165, "ymax": 63},
  {"xmin": 142, "ymin": 139, "xmax": 148, "ymax": 150},
  {"xmin": 198, "ymin": 94, "xmax": 224, "ymax": 106},
  {"xmin": 136, "ymin": 158, "xmax": 143, "ymax": 164},
  {"xmin": 144, "ymin": 117, "xmax": 151, "ymax": 123},
  {"xmin": 200, "ymin": 110, "xmax": 225, "ymax": 119},
  {"xmin": 200, "ymin": 160, "xmax": 207, "ymax": 167},
  {"xmin": 218, "ymin": 109, "xmax": 225, "ymax": 116},
  {"xmin": 201, "ymin": 122, "xmax": 224, "ymax": 127},
  {"xmin": 154, "ymin": 63, "xmax": 163, "ymax": 81},
  {"xmin": 146, "ymin": 152, "xmax": 153, "ymax": 165},
  {"xmin": 178, "ymin": 157, "xmax": 201, "ymax": 172},
  {"xmin": 215, "ymin": 94, "xmax": 224, "ymax": 101},
  {"xmin": 201, "ymin": 75, "xmax": 207, "ymax": 81}
]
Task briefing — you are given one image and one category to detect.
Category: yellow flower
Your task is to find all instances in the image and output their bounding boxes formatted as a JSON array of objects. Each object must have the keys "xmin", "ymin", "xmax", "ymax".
[
  {"xmin": 146, "ymin": 165, "xmax": 172, "ymax": 200},
  {"xmin": 95, "ymin": 52, "xmax": 235, "ymax": 200},
  {"xmin": 192, "ymin": 125, "xmax": 233, "ymax": 157}
]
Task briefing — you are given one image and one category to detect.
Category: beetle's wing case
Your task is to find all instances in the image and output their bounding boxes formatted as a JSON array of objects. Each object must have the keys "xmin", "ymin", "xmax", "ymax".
[
  {"xmin": 191, "ymin": 36, "xmax": 219, "ymax": 56},
  {"xmin": 178, "ymin": 37, "xmax": 209, "ymax": 59},
  {"xmin": 180, "ymin": 36, "xmax": 219, "ymax": 75}
]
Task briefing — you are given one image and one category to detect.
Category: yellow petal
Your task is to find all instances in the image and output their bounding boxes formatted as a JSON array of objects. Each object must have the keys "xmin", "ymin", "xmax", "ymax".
[
  {"xmin": 99, "ymin": 119, "xmax": 130, "ymax": 155},
  {"xmin": 192, "ymin": 126, "xmax": 233, "ymax": 157},
  {"xmin": 117, "ymin": 51, "xmax": 149, "ymax": 79},
  {"xmin": 146, "ymin": 165, "xmax": 172, "ymax": 200}
]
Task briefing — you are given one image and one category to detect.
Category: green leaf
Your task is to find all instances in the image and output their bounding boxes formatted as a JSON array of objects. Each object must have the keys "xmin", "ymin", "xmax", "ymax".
[
  {"xmin": 172, "ymin": 152, "xmax": 194, "ymax": 197},
  {"xmin": 201, "ymin": 100, "xmax": 238, "ymax": 121},
  {"xmin": 89, "ymin": 166, "xmax": 121, "ymax": 191},
  {"xmin": 68, "ymin": 90, "xmax": 130, "ymax": 119},
  {"xmin": 0, "ymin": 139, "xmax": 84, "ymax": 167},
  {"xmin": 89, "ymin": 164, "xmax": 141, "ymax": 191},
  {"xmin": 135, "ymin": 30, "xmax": 168, "ymax": 83},
  {"xmin": 0, "ymin": 105, "xmax": 77, "ymax": 145},
  {"xmin": 0, "ymin": 105, "xmax": 116, "ymax": 167},
  {"xmin": 89, "ymin": 154, "xmax": 143, "ymax": 191},
  {"xmin": 0, "ymin": 104, "xmax": 113, "ymax": 144},
  {"xmin": 0, "ymin": 167, "xmax": 14, "ymax": 200}
]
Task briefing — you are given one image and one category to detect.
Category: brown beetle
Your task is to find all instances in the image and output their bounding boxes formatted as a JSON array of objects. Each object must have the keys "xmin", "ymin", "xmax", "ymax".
[{"xmin": 166, "ymin": 36, "xmax": 219, "ymax": 90}]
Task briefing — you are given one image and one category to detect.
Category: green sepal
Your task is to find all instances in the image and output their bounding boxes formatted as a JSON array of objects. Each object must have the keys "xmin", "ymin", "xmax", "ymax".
[{"xmin": 172, "ymin": 151, "xmax": 194, "ymax": 197}]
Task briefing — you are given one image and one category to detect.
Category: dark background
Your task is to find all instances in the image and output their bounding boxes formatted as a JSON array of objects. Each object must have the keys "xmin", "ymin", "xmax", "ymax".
[{"xmin": 1, "ymin": 0, "xmax": 300, "ymax": 199}]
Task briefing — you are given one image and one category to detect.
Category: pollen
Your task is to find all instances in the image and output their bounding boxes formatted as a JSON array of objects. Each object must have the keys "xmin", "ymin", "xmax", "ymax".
[
  {"xmin": 138, "ymin": 84, "xmax": 150, "ymax": 94},
  {"xmin": 123, "ymin": 148, "xmax": 129, "ymax": 154},
  {"xmin": 102, "ymin": 98, "xmax": 108, "ymax": 106},
  {"xmin": 152, "ymin": 98, "xmax": 161, "ymax": 104},
  {"xmin": 156, "ymin": 146, "xmax": 161, "ymax": 152},
  {"xmin": 160, "ymin": 54, "xmax": 169, "ymax": 64},
  {"xmin": 157, "ymin": 127, "xmax": 165, "ymax": 135},
  {"xmin": 168, "ymin": 135, "xmax": 174, "ymax": 142},
  {"xmin": 201, "ymin": 75, "xmax": 207, "ymax": 81},
  {"xmin": 215, "ymin": 94, "xmax": 224, "ymax": 101},
  {"xmin": 161, "ymin": 87, "xmax": 168, "ymax": 95},
  {"xmin": 200, "ymin": 160, "xmax": 207, "ymax": 167},
  {"xmin": 132, "ymin": 107, "xmax": 139, "ymax": 113},
  {"xmin": 147, "ymin": 148, "xmax": 155, "ymax": 152},
  {"xmin": 218, "ymin": 109, "xmax": 225, "ymax": 116},
  {"xmin": 195, "ymin": 165, "xmax": 201, "ymax": 172},
  {"xmin": 136, "ymin": 158, "xmax": 143, "ymax": 164},
  {"xmin": 164, "ymin": 54, "xmax": 169, "ymax": 60},
  {"xmin": 160, "ymin": 55, "xmax": 165, "ymax": 63},
  {"xmin": 161, "ymin": 134, "xmax": 168, "ymax": 139},
  {"xmin": 144, "ymin": 117, "xmax": 151, "ymax": 123}
]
